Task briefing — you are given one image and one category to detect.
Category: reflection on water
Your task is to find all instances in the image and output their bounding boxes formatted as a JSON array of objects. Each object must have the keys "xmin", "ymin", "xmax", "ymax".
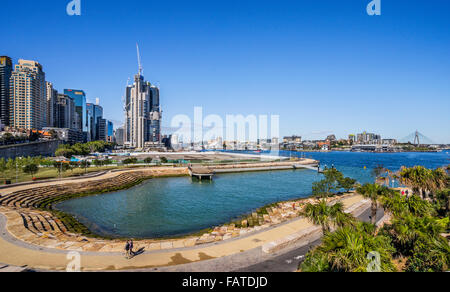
[{"xmin": 56, "ymin": 151, "xmax": 449, "ymax": 239}]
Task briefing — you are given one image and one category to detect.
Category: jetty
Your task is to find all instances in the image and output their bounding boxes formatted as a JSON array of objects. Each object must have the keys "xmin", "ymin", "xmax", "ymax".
[{"xmin": 188, "ymin": 166, "xmax": 215, "ymax": 181}]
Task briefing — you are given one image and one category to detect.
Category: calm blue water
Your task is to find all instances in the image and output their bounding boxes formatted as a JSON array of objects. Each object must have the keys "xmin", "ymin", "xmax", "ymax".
[{"xmin": 56, "ymin": 151, "xmax": 449, "ymax": 239}]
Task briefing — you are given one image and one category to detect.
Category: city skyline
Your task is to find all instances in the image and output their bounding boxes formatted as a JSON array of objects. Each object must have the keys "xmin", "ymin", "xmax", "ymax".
[{"xmin": 2, "ymin": 0, "xmax": 450, "ymax": 143}]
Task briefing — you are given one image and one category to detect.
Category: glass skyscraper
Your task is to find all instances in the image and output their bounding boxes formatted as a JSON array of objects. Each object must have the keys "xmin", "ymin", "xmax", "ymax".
[
  {"xmin": 64, "ymin": 89, "xmax": 88, "ymax": 138},
  {"xmin": 86, "ymin": 103, "xmax": 103, "ymax": 141},
  {"xmin": 0, "ymin": 56, "xmax": 13, "ymax": 127}
]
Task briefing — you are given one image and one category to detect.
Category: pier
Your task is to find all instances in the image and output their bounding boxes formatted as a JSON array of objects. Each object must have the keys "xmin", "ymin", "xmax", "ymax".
[{"xmin": 188, "ymin": 166, "xmax": 215, "ymax": 181}]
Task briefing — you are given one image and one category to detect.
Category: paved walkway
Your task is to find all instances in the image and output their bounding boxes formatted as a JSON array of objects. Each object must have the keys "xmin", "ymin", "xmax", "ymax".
[
  {"xmin": 0, "ymin": 167, "xmax": 183, "ymax": 197},
  {"xmin": 0, "ymin": 194, "xmax": 367, "ymax": 271}
]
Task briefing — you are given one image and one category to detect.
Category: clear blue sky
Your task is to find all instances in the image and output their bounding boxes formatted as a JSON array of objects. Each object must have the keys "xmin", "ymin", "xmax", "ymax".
[{"xmin": 2, "ymin": 0, "xmax": 450, "ymax": 143}]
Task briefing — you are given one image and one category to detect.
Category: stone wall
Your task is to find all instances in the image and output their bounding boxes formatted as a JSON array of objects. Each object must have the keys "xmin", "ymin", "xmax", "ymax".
[{"xmin": 0, "ymin": 140, "xmax": 62, "ymax": 159}]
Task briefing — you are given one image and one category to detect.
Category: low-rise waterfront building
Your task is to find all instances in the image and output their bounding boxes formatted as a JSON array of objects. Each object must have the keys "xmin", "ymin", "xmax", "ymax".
[
  {"xmin": 382, "ymin": 139, "xmax": 397, "ymax": 145},
  {"xmin": 42, "ymin": 127, "xmax": 83, "ymax": 144}
]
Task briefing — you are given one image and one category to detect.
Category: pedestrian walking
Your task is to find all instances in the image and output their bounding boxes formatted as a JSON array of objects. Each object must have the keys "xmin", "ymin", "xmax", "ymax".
[
  {"xmin": 129, "ymin": 240, "xmax": 134, "ymax": 257},
  {"xmin": 125, "ymin": 240, "xmax": 130, "ymax": 259}
]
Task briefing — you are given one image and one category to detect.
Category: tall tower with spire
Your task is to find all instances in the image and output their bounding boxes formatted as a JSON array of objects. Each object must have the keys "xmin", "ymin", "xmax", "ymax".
[{"xmin": 124, "ymin": 45, "xmax": 162, "ymax": 149}]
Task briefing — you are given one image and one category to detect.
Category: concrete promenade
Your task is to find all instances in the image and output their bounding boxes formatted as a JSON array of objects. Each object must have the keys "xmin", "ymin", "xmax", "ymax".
[{"xmin": 0, "ymin": 194, "xmax": 367, "ymax": 271}]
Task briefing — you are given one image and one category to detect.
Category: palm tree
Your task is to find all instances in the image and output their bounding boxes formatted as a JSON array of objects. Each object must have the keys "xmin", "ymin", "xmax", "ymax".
[
  {"xmin": 301, "ymin": 199, "xmax": 355, "ymax": 235},
  {"xmin": 400, "ymin": 166, "xmax": 447, "ymax": 200},
  {"xmin": 381, "ymin": 192, "xmax": 434, "ymax": 217},
  {"xmin": 383, "ymin": 214, "xmax": 447, "ymax": 257},
  {"xmin": 429, "ymin": 168, "xmax": 447, "ymax": 196},
  {"xmin": 357, "ymin": 183, "xmax": 391, "ymax": 224},
  {"xmin": 301, "ymin": 223, "xmax": 396, "ymax": 272},
  {"xmin": 373, "ymin": 164, "xmax": 386, "ymax": 178}
]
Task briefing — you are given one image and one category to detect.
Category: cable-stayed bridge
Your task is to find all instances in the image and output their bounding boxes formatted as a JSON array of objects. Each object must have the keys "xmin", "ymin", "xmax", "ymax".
[{"xmin": 399, "ymin": 131, "xmax": 436, "ymax": 146}]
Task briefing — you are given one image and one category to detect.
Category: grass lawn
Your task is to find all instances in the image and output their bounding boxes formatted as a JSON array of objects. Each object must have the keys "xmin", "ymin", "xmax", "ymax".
[{"xmin": 0, "ymin": 165, "xmax": 147, "ymax": 184}]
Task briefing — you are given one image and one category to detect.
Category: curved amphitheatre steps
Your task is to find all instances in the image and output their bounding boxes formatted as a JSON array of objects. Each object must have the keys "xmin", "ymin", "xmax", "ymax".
[{"xmin": 0, "ymin": 171, "xmax": 161, "ymax": 240}]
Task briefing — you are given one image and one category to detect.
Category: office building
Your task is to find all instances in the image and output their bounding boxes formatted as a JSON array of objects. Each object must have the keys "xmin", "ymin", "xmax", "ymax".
[
  {"xmin": 55, "ymin": 93, "xmax": 77, "ymax": 129},
  {"xmin": 46, "ymin": 82, "xmax": 57, "ymax": 127},
  {"xmin": 64, "ymin": 89, "xmax": 88, "ymax": 139},
  {"xmin": 115, "ymin": 127, "xmax": 124, "ymax": 145},
  {"xmin": 86, "ymin": 103, "xmax": 103, "ymax": 141},
  {"xmin": 98, "ymin": 118, "xmax": 113, "ymax": 142}
]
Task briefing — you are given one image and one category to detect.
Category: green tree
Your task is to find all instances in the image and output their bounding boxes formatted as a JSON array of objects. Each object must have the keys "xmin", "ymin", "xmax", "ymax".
[
  {"xmin": 433, "ymin": 189, "xmax": 450, "ymax": 218},
  {"xmin": 80, "ymin": 160, "xmax": 91, "ymax": 174},
  {"xmin": 23, "ymin": 163, "xmax": 39, "ymax": 178},
  {"xmin": 2, "ymin": 133, "xmax": 14, "ymax": 144},
  {"xmin": 357, "ymin": 183, "xmax": 391, "ymax": 224},
  {"xmin": 93, "ymin": 159, "xmax": 103, "ymax": 167},
  {"xmin": 301, "ymin": 199, "xmax": 355, "ymax": 235},
  {"xmin": 382, "ymin": 193, "xmax": 434, "ymax": 218},
  {"xmin": 0, "ymin": 158, "xmax": 7, "ymax": 181},
  {"xmin": 160, "ymin": 157, "xmax": 168, "ymax": 164},
  {"xmin": 381, "ymin": 214, "xmax": 448, "ymax": 257},
  {"xmin": 312, "ymin": 168, "xmax": 346, "ymax": 198},
  {"xmin": 53, "ymin": 162, "xmax": 70, "ymax": 178},
  {"xmin": 69, "ymin": 161, "xmax": 79, "ymax": 173},
  {"xmin": 405, "ymin": 236, "xmax": 450, "ymax": 272},
  {"xmin": 373, "ymin": 164, "xmax": 386, "ymax": 178},
  {"xmin": 71, "ymin": 143, "xmax": 89, "ymax": 156},
  {"xmin": 55, "ymin": 147, "xmax": 75, "ymax": 159},
  {"xmin": 6, "ymin": 159, "xmax": 15, "ymax": 173},
  {"xmin": 301, "ymin": 223, "xmax": 396, "ymax": 272},
  {"xmin": 144, "ymin": 157, "xmax": 153, "ymax": 165},
  {"xmin": 123, "ymin": 158, "xmax": 138, "ymax": 166},
  {"xmin": 399, "ymin": 166, "xmax": 446, "ymax": 200},
  {"xmin": 338, "ymin": 177, "xmax": 357, "ymax": 193}
]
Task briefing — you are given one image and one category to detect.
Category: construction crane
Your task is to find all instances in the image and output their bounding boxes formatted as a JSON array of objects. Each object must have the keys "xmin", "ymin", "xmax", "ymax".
[{"xmin": 136, "ymin": 43, "xmax": 142, "ymax": 76}]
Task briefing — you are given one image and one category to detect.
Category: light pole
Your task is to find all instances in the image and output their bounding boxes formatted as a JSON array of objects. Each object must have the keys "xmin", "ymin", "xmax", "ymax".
[{"xmin": 16, "ymin": 157, "xmax": 22, "ymax": 184}]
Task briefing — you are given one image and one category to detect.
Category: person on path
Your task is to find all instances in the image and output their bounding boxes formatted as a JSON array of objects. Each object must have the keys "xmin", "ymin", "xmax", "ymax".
[
  {"xmin": 129, "ymin": 240, "xmax": 134, "ymax": 257},
  {"xmin": 125, "ymin": 241, "xmax": 130, "ymax": 259}
]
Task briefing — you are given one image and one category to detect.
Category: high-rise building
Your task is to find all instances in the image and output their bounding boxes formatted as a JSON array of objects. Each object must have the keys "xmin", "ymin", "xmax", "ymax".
[
  {"xmin": 86, "ymin": 103, "xmax": 103, "ymax": 141},
  {"xmin": 124, "ymin": 73, "xmax": 162, "ymax": 148},
  {"xmin": 64, "ymin": 89, "xmax": 88, "ymax": 138},
  {"xmin": 0, "ymin": 56, "xmax": 13, "ymax": 127},
  {"xmin": 357, "ymin": 131, "xmax": 382, "ymax": 145},
  {"xmin": 149, "ymin": 85, "xmax": 161, "ymax": 143},
  {"xmin": 10, "ymin": 60, "xmax": 47, "ymax": 129},
  {"xmin": 46, "ymin": 82, "xmax": 58, "ymax": 127},
  {"xmin": 55, "ymin": 93, "xmax": 77, "ymax": 129},
  {"xmin": 107, "ymin": 120, "xmax": 114, "ymax": 142},
  {"xmin": 98, "ymin": 118, "xmax": 108, "ymax": 142},
  {"xmin": 98, "ymin": 118, "xmax": 114, "ymax": 142},
  {"xmin": 115, "ymin": 127, "xmax": 124, "ymax": 146}
]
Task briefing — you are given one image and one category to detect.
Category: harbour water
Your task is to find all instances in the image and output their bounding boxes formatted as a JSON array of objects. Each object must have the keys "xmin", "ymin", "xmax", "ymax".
[{"xmin": 56, "ymin": 151, "xmax": 449, "ymax": 239}]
